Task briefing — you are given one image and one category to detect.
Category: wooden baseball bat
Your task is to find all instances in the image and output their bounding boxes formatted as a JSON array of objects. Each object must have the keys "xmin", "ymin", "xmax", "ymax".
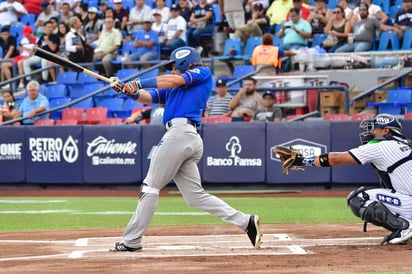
[{"xmin": 33, "ymin": 47, "xmax": 112, "ymax": 83}]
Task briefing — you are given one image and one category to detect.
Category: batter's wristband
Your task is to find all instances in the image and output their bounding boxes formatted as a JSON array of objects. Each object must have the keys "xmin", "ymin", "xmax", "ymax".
[
  {"xmin": 318, "ymin": 153, "xmax": 330, "ymax": 167},
  {"xmin": 140, "ymin": 77, "xmax": 158, "ymax": 88}
]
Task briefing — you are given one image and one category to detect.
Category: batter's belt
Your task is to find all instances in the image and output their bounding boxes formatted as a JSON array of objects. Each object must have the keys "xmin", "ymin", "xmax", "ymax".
[{"xmin": 165, "ymin": 118, "xmax": 197, "ymax": 131}]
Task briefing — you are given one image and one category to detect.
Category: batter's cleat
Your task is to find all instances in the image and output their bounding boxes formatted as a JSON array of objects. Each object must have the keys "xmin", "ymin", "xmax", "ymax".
[
  {"xmin": 246, "ymin": 215, "xmax": 262, "ymax": 249},
  {"xmin": 111, "ymin": 242, "xmax": 142, "ymax": 252}
]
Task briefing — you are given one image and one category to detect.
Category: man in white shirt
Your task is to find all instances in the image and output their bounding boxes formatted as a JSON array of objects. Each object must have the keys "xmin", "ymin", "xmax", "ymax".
[
  {"xmin": 161, "ymin": 4, "xmax": 187, "ymax": 51},
  {"xmin": 127, "ymin": 0, "xmax": 152, "ymax": 33},
  {"xmin": 0, "ymin": 0, "xmax": 27, "ymax": 26}
]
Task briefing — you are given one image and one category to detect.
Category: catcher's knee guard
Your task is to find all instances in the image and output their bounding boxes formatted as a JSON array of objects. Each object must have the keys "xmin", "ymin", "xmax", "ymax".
[{"xmin": 347, "ymin": 186, "xmax": 369, "ymax": 218}]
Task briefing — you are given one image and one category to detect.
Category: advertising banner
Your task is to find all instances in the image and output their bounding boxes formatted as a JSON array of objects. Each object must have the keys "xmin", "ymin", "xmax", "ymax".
[
  {"xmin": 83, "ymin": 125, "xmax": 141, "ymax": 183},
  {"xmin": 202, "ymin": 123, "xmax": 266, "ymax": 183},
  {"xmin": 266, "ymin": 121, "xmax": 330, "ymax": 184},
  {"xmin": 25, "ymin": 126, "xmax": 82, "ymax": 183},
  {"xmin": 331, "ymin": 121, "xmax": 379, "ymax": 184},
  {"xmin": 0, "ymin": 127, "xmax": 25, "ymax": 182}
]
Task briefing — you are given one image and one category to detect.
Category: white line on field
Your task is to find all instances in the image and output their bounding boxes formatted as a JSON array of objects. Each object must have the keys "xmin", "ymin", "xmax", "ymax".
[
  {"xmin": 0, "ymin": 200, "xmax": 66, "ymax": 204},
  {"xmin": 0, "ymin": 254, "xmax": 67, "ymax": 262},
  {"xmin": 0, "ymin": 210, "xmax": 208, "ymax": 215}
]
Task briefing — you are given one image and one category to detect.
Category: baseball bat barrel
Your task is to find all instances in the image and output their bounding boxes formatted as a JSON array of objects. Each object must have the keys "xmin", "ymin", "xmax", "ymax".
[{"xmin": 33, "ymin": 47, "xmax": 112, "ymax": 83}]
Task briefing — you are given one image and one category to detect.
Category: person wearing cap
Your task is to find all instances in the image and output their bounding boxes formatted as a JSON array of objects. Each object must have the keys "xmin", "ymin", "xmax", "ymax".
[
  {"xmin": 35, "ymin": 1, "xmax": 59, "ymax": 35},
  {"xmin": 124, "ymin": 18, "xmax": 159, "ymax": 68},
  {"xmin": 252, "ymin": 91, "xmax": 282, "ymax": 122},
  {"xmin": 291, "ymin": 113, "xmax": 412, "ymax": 245},
  {"xmin": 152, "ymin": 11, "xmax": 168, "ymax": 44},
  {"xmin": 83, "ymin": 7, "xmax": 104, "ymax": 45},
  {"xmin": 229, "ymin": 77, "xmax": 263, "ymax": 120},
  {"xmin": 0, "ymin": 26, "xmax": 19, "ymax": 91},
  {"xmin": 152, "ymin": 0, "xmax": 170, "ymax": 23},
  {"xmin": 233, "ymin": 2, "xmax": 270, "ymax": 45},
  {"xmin": 1, "ymin": 26, "xmax": 38, "ymax": 90},
  {"xmin": 393, "ymin": 0, "xmax": 412, "ymax": 40},
  {"xmin": 204, "ymin": 79, "xmax": 233, "ymax": 118},
  {"xmin": 351, "ymin": 0, "xmax": 388, "ymax": 25},
  {"xmin": 127, "ymin": 0, "xmax": 152, "ymax": 33},
  {"xmin": 113, "ymin": 0, "xmax": 129, "ymax": 32},
  {"xmin": 335, "ymin": 2, "xmax": 400, "ymax": 52},
  {"xmin": 0, "ymin": 0, "xmax": 27, "ymax": 26},
  {"xmin": 162, "ymin": 4, "xmax": 187, "ymax": 51}
]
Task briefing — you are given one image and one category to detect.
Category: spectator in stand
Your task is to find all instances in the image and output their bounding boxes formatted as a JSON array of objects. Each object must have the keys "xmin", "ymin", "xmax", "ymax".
[
  {"xmin": 59, "ymin": 2, "xmax": 73, "ymax": 25},
  {"xmin": 339, "ymin": 0, "xmax": 353, "ymax": 21},
  {"xmin": 250, "ymin": 33, "xmax": 295, "ymax": 75},
  {"xmin": 98, "ymin": 0, "xmax": 109, "ymax": 16},
  {"xmin": 233, "ymin": 2, "xmax": 270, "ymax": 45},
  {"xmin": 104, "ymin": 8, "xmax": 122, "ymax": 30},
  {"xmin": 153, "ymin": 0, "xmax": 170, "ymax": 23},
  {"xmin": 307, "ymin": 0, "xmax": 332, "ymax": 35},
  {"xmin": 266, "ymin": 0, "xmax": 293, "ymax": 33},
  {"xmin": 23, "ymin": 0, "xmax": 42, "ymax": 16},
  {"xmin": 178, "ymin": 0, "xmax": 192, "ymax": 23},
  {"xmin": 0, "ymin": 90, "xmax": 19, "ymax": 122},
  {"xmin": 277, "ymin": 8, "xmax": 312, "ymax": 49},
  {"xmin": 76, "ymin": 2, "xmax": 89, "ymax": 23},
  {"xmin": 393, "ymin": 0, "xmax": 412, "ymax": 40},
  {"xmin": 323, "ymin": 5, "xmax": 351, "ymax": 52},
  {"xmin": 35, "ymin": 1, "xmax": 59, "ymax": 35},
  {"xmin": 0, "ymin": 26, "xmax": 19, "ymax": 91},
  {"xmin": 351, "ymin": 0, "xmax": 388, "ymax": 25},
  {"xmin": 125, "ymin": 105, "xmax": 165, "ymax": 125},
  {"xmin": 55, "ymin": 0, "xmax": 80, "ymax": 14},
  {"xmin": 5, "ymin": 26, "xmax": 38, "ymax": 89},
  {"xmin": 113, "ymin": 0, "xmax": 129, "ymax": 33},
  {"xmin": 252, "ymin": 91, "xmax": 282, "ymax": 122},
  {"xmin": 218, "ymin": 0, "xmax": 246, "ymax": 33},
  {"xmin": 187, "ymin": 0, "xmax": 213, "ymax": 54},
  {"xmin": 49, "ymin": 22, "xmax": 70, "ymax": 80},
  {"xmin": 0, "ymin": 0, "xmax": 27, "ymax": 27},
  {"xmin": 124, "ymin": 18, "xmax": 159, "ymax": 67},
  {"xmin": 50, "ymin": 16, "xmax": 60, "ymax": 34},
  {"xmin": 229, "ymin": 77, "xmax": 263, "ymax": 120},
  {"xmin": 127, "ymin": 0, "xmax": 152, "ymax": 33},
  {"xmin": 65, "ymin": 16, "xmax": 87, "ymax": 63},
  {"xmin": 286, "ymin": 0, "xmax": 311, "ymax": 21},
  {"xmin": 23, "ymin": 20, "xmax": 60, "ymax": 83},
  {"xmin": 16, "ymin": 80, "xmax": 49, "ymax": 125},
  {"xmin": 93, "ymin": 17, "xmax": 122, "ymax": 77},
  {"xmin": 161, "ymin": 4, "xmax": 187, "ymax": 51},
  {"xmin": 152, "ymin": 11, "xmax": 168, "ymax": 45},
  {"xmin": 336, "ymin": 2, "xmax": 401, "ymax": 52},
  {"xmin": 83, "ymin": 7, "xmax": 104, "ymax": 46},
  {"xmin": 204, "ymin": 79, "xmax": 233, "ymax": 118}
]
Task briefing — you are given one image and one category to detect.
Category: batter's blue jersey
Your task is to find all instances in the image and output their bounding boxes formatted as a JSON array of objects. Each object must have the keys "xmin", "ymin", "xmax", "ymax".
[{"xmin": 149, "ymin": 66, "xmax": 212, "ymax": 126}]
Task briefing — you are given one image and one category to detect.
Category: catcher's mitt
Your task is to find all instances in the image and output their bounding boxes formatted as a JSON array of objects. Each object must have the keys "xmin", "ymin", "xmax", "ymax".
[{"xmin": 273, "ymin": 145, "xmax": 304, "ymax": 174}]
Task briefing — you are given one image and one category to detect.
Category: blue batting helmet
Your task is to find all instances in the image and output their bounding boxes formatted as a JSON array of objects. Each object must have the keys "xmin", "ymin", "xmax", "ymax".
[
  {"xmin": 359, "ymin": 113, "xmax": 403, "ymax": 144},
  {"xmin": 165, "ymin": 47, "xmax": 202, "ymax": 71}
]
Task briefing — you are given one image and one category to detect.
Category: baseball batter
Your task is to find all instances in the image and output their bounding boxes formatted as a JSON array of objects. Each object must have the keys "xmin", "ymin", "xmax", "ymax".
[
  {"xmin": 110, "ymin": 47, "xmax": 261, "ymax": 252},
  {"xmin": 275, "ymin": 113, "xmax": 412, "ymax": 245}
]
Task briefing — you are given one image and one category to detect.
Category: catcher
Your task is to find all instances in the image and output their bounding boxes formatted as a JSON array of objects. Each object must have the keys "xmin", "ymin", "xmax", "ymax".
[{"xmin": 274, "ymin": 113, "xmax": 412, "ymax": 245}]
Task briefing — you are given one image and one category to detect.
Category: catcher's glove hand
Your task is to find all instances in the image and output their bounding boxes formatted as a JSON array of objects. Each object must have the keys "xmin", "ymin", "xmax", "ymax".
[{"xmin": 273, "ymin": 145, "xmax": 305, "ymax": 174}]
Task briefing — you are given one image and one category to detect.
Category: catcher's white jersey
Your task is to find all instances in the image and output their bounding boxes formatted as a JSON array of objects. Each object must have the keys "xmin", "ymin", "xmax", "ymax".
[{"xmin": 349, "ymin": 139, "xmax": 412, "ymax": 220}]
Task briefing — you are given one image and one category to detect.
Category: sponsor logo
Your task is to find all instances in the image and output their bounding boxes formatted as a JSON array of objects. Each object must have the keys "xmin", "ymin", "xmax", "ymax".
[
  {"xmin": 206, "ymin": 136, "xmax": 262, "ymax": 167},
  {"xmin": 86, "ymin": 136, "xmax": 137, "ymax": 166},
  {"xmin": 375, "ymin": 115, "xmax": 393, "ymax": 125},
  {"xmin": 376, "ymin": 194, "xmax": 401, "ymax": 206},
  {"xmin": 0, "ymin": 143, "xmax": 23, "ymax": 160},
  {"xmin": 175, "ymin": 49, "xmax": 191, "ymax": 59},
  {"xmin": 271, "ymin": 138, "xmax": 327, "ymax": 162},
  {"xmin": 29, "ymin": 136, "xmax": 79, "ymax": 163}
]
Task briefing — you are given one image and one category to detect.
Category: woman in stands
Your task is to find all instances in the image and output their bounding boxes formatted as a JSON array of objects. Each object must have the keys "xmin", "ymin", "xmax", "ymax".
[
  {"xmin": 0, "ymin": 90, "xmax": 19, "ymax": 122},
  {"xmin": 83, "ymin": 7, "xmax": 103, "ymax": 46},
  {"xmin": 323, "ymin": 5, "xmax": 351, "ymax": 52},
  {"xmin": 307, "ymin": 0, "xmax": 333, "ymax": 35}
]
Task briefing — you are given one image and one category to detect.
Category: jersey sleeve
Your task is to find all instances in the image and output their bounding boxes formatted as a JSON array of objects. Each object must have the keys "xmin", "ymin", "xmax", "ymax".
[
  {"xmin": 181, "ymin": 66, "xmax": 211, "ymax": 88},
  {"xmin": 349, "ymin": 143, "xmax": 382, "ymax": 165}
]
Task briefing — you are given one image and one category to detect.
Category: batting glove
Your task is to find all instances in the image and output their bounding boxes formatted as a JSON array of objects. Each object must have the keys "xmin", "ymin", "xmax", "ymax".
[
  {"xmin": 109, "ymin": 77, "xmax": 124, "ymax": 94},
  {"xmin": 123, "ymin": 78, "xmax": 143, "ymax": 96}
]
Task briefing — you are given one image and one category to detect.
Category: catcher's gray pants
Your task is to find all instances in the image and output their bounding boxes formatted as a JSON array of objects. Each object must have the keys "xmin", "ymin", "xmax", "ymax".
[{"xmin": 121, "ymin": 118, "xmax": 250, "ymax": 249}]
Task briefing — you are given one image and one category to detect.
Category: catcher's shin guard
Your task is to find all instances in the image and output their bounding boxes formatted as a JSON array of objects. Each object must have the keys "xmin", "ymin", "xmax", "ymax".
[{"xmin": 361, "ymin": 201, "xmax": 409, "ymax": 232}]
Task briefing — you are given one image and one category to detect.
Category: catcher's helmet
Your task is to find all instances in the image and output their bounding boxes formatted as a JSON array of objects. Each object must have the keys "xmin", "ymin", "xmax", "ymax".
[
  {"xmin": 165, "ymin": 47, "xmax": 202, "ymax": 71},
  {"xmin": 359, "ymin": 113, "xmax": 403, "ymax": 144}
]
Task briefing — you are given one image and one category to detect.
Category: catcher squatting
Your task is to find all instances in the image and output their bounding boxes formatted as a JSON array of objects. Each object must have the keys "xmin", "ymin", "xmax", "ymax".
[{"xmin": 274, "ymin": 113, "xmax": 412, "ymax": 245}]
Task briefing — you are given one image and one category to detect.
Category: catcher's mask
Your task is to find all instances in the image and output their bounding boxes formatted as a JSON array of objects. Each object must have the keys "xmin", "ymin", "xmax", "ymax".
[
  {"xmin": 359, "ymin": 113, "xmax": 403, "ymax": 144},
  {"xmin": 165, "ymin": 47, "xmax": 202, "ymax": 71}
]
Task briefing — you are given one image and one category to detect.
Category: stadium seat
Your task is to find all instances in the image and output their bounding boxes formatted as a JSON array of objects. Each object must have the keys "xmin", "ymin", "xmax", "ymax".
[
  {"xmin": 61, "ymin": 107, "xmax": 84, "ymax": 121},
  {"xmin": 116, "ymin": 68, "xmax": 138, "ymax": 81},
  {"xmin": 78, "ymin": 107, "xmax": 108, "ymax": 124},
  {"xmin": 372, "ymin": 0, "xmax": 390, "ymax": 15},
  {"xmin": 323, "ymin": 114, "xmax": 350, "ymax": 121},
  {"xmin": 214, "ymin": 38, "xmax": 243, "ymax": 61},
  {"xmin": 404, "ymin": 112, "xmax": 412, "ymax": 119},
  {"xmin": 212, "ymin": 3, "xmax": 223, "ymax": 24},
  {"xmin": 34, "ymin": 119, "xmax": 55, "ymax": 126},
  {"xmin": 55, "ymin": 119, "xmax": 78, "ymax": 125},
  {"xmin": 123, "ymin": 99, "xmax": 145, "ymax": 112},
  {"xmin": 99, "ymin": 118, "xmax": 124, "ymax": 125},
  {"xmin": 401, "ymin": 29, "xmax": 412, "ymax": 50},
  {"xmin": 49, "ymin": 97, "xmax": 72, "ymax": 119},
  {"xmin": 205, "ymin": 116, "xmax": 232, "ymax": 123},
  {"xmin": 378, "ymin": 31, "xmax": 400, "ymax": 51},
  {"xmin": 312, "ymin": 34, "xmax": 328, "ymax": 48},
  {"xmin": 139, "ymin": 68, "xmax": 159, "ymax": 80},
  {"xmin": 243, "ymin": 36, "xmax": 262, "ymax": 63},
  {"xmin": 9, "ymin": 23, "xmax": 24, "ymax": 46},
  {"xmin": 57, "ymin": 71, "xmax": 78, "ymax": 85},
  {"xmin": 45, "ymin": 84, "xmax": 68, "ymax": 99},
  {"xmin": 350, "ymin": 113, "xmax": 375, "ymax": 121},
  {"xmin": 96, "ymin": 97, "xmax": 125, "ymax": 118},
  {"xmin": 20, "ymin": 13, "xmax": 37, "ymax": 32},
  {"xmin": 368, "ymin": 88, "xmax": 412, "ymax": 115},
  {"xmin": 71, "ymin": 97, "xmax": 94, "ymax": 109},
  {"xmin": 78, "ymin": 72, "xmax": 98, "ymax": 83}
]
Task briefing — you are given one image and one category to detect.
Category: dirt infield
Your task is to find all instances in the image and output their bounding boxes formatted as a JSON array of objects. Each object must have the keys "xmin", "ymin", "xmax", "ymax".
[{"xmin": 0, "ymin": 189, "xmax": 411, "ymax": 273}]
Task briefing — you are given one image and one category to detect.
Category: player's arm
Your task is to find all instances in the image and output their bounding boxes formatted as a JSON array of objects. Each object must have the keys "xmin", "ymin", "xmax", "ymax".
[{"xmin": 313, "ymin": 151, "xmax": 357, "ymax": 167}]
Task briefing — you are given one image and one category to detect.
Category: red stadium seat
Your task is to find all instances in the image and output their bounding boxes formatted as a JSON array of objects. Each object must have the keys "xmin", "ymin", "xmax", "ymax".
[
  {"xmin": 99, "ymin": 118, "xmax": 124, "ymax": 125},
  {"xmin": 55, "ymin": 119, "xmax": 79, "ymax": 125},
  {"xmin": 61, "ymin": 107, "xmax": 84, "ymax": 121},
  {"xmin": 350, "ymin": 113, "xmax": 375, "ymax": 121},
  {"xmin": 78, "ymin": 107, "xmax": 108, "ymax": 124},
  {"xmin": 323, "ymin": 114, "xmax": 350, "ymax": 121},
  {"xmin": 205, "ymin": 116, "xmax": 232, "ymax": 123},
  {"xmin": 34, "ymin": 119, "xmax": 55, "ymax": 126}
]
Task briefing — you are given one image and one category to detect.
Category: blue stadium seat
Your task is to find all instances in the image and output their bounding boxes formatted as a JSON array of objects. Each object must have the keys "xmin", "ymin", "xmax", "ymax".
[
  {"xmin": 212, "ymin": 3, "xmax": 223, "ymax": 24},
  {"xmin": 312, "ymin": 33, "xmax": 328, "ymax": 48},
  {"xmin": 45, "ymin": 84, "xmax": 68, "ymax": 99},
  {"xmin": 401, "ymin": 29, "xmax": 412, "ymax": 50},
  {"xmin": 116, "ymin": 68, "xmax": 138, "ymax": 80},
  {"xmin": 71, "ymin": 97, "xmax": 95, "ymax": 109},
  {"xmin": 9, "ymin": 23, "xmax": 24, "ymax": 46},
  {"xmin": 123, "ymin": 98, "xmax": 144, "ymax": 112},
  {"xmin": 57, "ymin": 71, "xmax": 78, "ymax": 85},
  {"xmin": 372, "ymin": 0, "xmax": 390, "ymax": 15},
  {"xmin": 140, "ymin": 68, "xmax": 159, "ymax": 80},
  {"xmin": 229, "ymin": 65, "xmax": 255, "ymax": 89},
  {"xmin": 389, "ymin": 5, "xmax": 402, "ymax": 19},
  {"xmin": 78, "ymin": 72, "xmax": 99, "ymax": 83},
  {"xmin": 378, "ymin": 31, "xmax": 400, "ymax": 51},
  {"xmin": 20, "ymin": 13, "xmax": 37, "ymax": 32},
  {"xmin": 243, "ymin": 36, "xmax": 262, "ymax": 63},
  {"xmin": 49, "ymin": 97, "xmax": 72, "ymax": 119},
  {"xmin": 368, "ymin": 88, "xmax": 412, "ymax": 115},
  {"xmin": 95, "ymin": 97, "xmax": 126, "ymax": 118}
]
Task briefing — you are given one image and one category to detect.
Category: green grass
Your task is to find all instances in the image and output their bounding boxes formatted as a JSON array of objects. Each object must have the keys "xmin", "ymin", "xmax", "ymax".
[{"xmin": 0, "ymin": 196, "xmax": 359, "ymax": 231}]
